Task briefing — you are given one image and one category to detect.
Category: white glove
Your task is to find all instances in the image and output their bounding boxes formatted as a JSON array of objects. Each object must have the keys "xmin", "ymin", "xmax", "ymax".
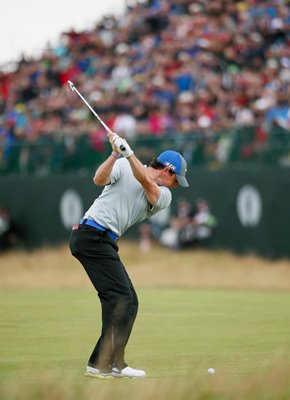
[{"xmin": 113, "ymin": 137, "xmax": 134, "ymax": 158}]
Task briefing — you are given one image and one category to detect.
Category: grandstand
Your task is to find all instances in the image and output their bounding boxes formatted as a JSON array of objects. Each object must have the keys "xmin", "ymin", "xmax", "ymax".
[{"xmin": 0, "ymin": 0, "xmax": 289, "ymax": 175}]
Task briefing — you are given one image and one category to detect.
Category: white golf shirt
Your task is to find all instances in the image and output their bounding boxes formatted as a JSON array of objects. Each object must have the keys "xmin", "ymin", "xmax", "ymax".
[{"xmin": 84, "ymin": 158, "xmax": 172, "ymax": 237}]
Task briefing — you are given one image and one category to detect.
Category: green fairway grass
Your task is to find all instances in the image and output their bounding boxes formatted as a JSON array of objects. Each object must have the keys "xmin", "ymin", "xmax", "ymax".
[{"xmin": 1, "ymin": 287, "xmax": 290, "ymax": 399}]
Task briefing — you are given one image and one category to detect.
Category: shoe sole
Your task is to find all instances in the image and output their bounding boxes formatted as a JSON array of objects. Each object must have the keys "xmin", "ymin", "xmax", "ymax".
[
  {"xmin": 111, "ymin": 373, "xmax": 145, "ymax": 379},
  {"xmin": 85, "ymin": 371, "xmax": 146, "ymax": 379},
  {"xmin": 84, "ymin": 371, "xmax": 114, "ymax": 380}
]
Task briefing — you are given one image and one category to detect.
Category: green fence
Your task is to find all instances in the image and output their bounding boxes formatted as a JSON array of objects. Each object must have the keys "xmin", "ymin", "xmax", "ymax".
[
  {"xmin": 0, "ymin": 165, "xmax": 289, "ymax": 258},
  {"xmin": 1, "ymin": 126, "xmax": 290, "ymax": 176}
]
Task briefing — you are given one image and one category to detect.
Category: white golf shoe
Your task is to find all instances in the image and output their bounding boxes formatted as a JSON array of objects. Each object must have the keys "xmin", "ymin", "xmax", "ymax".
[
  {"xmin": 85, "ymin": 366, "xmax": 114, "ymax": 380},
  {"xmin": 111, "ymin": 366, "xmax": 146, "ymax": 378}
]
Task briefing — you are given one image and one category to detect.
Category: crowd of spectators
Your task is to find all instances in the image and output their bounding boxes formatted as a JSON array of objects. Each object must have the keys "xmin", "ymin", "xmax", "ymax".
[
  {"xmin": 139, "ymin": 196, "xmax": 217, "ymax": 250},
  {"xmin": 0, "ymin": 0, "xmax": 290, "ymax": 171}
]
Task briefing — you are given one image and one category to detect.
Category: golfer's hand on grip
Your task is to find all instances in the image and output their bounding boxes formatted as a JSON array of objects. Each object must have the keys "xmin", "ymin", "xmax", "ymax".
[
  {"xmin": 113, "ymin": 137, "xmax": 134, "ymax": 158},
  {"xmin": 108, "ymin": 131, "xmax": 120, "ymax": 154}
]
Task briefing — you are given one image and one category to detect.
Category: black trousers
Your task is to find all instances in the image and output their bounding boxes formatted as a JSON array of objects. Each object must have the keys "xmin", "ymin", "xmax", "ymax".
[{"xmin": 69, "ymin": 225, "xmax": 139, "ymax": 372}]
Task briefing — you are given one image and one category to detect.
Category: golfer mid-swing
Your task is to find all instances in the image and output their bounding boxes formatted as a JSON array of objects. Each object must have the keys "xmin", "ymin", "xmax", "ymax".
[{"xmin": 70, "ymin": 132, "xmax": 189, "ymax": 379}]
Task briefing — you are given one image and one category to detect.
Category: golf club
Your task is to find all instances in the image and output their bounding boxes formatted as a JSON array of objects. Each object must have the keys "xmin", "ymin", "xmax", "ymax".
[
  {"xmin": 68, "ymin": 80, "xmax": 126, "ymax": 151},
  {"xmin": 68, "ymin": 80, "xmax": 114, "ymax": 134}
]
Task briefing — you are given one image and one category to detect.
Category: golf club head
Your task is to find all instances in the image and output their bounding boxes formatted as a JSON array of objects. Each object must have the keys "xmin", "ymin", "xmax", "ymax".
[{"xmin": 68, "ymin": 80, "xmax": 75, "ymax": 91}]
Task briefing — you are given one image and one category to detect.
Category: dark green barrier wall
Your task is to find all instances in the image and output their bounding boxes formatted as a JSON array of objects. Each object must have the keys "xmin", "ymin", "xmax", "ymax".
[
  {"xmin": 0, "ymin": 173, "xmax": 102, "ymax": 248},
  {"xmin": 1, "ymin": 166, "xmax": 289, "ymax": 258},
  {"xmin": 178, "ymin": 167, "xmax": 290, "ymax": 259}
]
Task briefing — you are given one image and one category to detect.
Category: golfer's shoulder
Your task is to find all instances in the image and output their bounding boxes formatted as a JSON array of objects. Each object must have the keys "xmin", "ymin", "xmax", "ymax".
[
  {"xmin": 116, "ymin": 157, "xmax": 129, "ymax": 169},
  {"xmin": 113, "ymin": 157, "xmax": 128, "ymax": 174},
  {"xmin": 160, "ymin": 186, "xmax": 172, "ymax": 197},
  {"xmin": 159, "ymin": 186, "xmax": 172, "ymax": 205},
  {"xmin": 114, "ymin": 157, "xmax": 136, "ymax": 182}
]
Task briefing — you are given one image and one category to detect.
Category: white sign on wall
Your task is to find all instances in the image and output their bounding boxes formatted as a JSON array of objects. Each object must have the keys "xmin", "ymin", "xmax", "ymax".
[
  {"xmin": 236, "ymin": 184, "xmax": 262, "ymax": 227},
  {"xmin": 60, "ymin": 189, "xmax": 83, "ymax": 230}
]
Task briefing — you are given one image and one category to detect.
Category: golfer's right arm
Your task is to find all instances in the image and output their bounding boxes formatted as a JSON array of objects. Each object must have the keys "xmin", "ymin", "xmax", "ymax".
[{"xmin": 93, "ymin": 132, "xmax": 119, "ymax": 186}]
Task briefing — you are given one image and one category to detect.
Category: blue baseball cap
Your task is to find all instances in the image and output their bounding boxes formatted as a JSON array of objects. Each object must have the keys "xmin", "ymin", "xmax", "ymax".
[{"xmin": 157, "ymin": 150, "xmax": 189, "ymax": 187}]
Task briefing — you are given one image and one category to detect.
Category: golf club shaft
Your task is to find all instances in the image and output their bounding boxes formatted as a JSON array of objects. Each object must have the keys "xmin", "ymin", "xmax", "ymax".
[
  {"xmin": 68, "ymin": 80, "xmax": 126, "ymax": 151},
  {"xmin": 68, "ymin": 81, "xmax": 112, "ymax": 135}
]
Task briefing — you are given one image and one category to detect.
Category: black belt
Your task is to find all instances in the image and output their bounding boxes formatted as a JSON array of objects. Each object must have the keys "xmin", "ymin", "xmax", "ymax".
[{"xmin": 80, "ymin": 219, "xmax": 119, "ymax": 242}]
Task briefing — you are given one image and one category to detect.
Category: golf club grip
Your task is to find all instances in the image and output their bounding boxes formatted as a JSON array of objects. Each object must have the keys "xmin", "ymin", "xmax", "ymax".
[{"xmin": 106, "ymin": 128, "xmax": 125, "ymax": 151}]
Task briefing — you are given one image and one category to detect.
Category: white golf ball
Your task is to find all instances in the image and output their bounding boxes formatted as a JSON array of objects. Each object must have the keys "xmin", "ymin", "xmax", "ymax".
[{"xmin": 208, "ymin": 368, "xmax": 215, "ymax": 374}]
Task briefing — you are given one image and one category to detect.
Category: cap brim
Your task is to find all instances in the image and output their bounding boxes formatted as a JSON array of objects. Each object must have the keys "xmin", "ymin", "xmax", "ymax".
[{"xmin": 176, "ymin": 175, "xmax": 189, "ymax": 187}]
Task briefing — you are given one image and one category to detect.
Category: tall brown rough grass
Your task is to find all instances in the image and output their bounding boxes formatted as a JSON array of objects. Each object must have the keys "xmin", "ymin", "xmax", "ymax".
[{"xmin": 1, "ymin": 241, "xmax": 290, "ymax": 290}]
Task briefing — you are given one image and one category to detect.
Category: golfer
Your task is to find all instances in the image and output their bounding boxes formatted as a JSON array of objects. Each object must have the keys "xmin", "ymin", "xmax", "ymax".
[{"xmin": 70, "ymin": 132, "xmax": 189, "ymax": 379}]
